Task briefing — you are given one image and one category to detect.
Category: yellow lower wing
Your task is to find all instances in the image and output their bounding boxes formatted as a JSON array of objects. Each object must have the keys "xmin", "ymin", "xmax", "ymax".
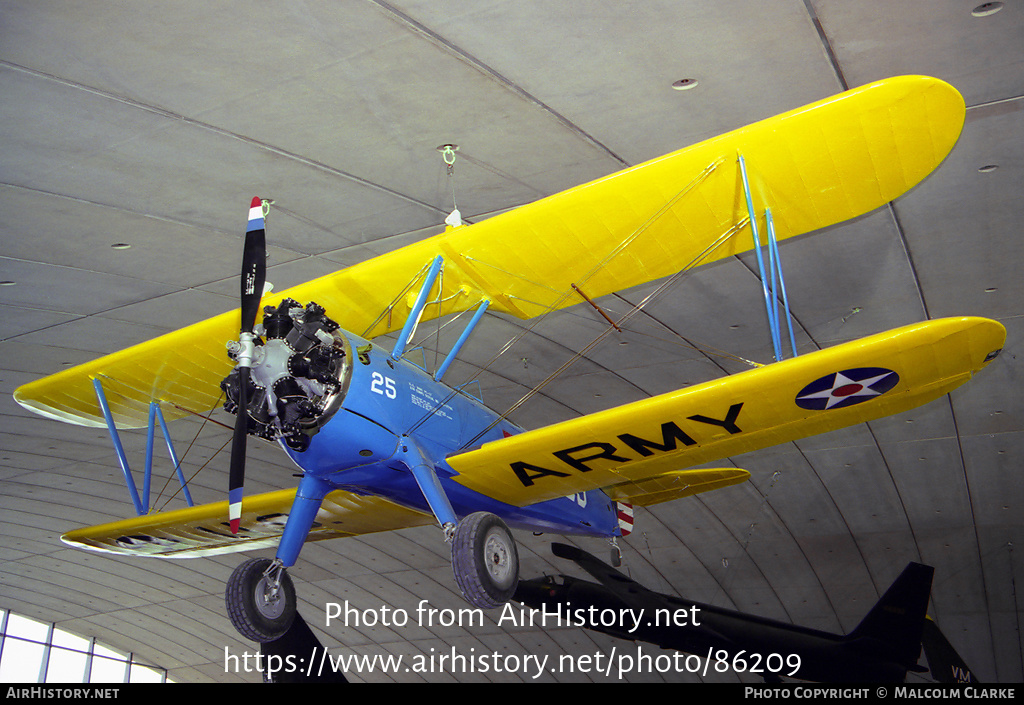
[
  {"xmin": 14, "ymin": 76, "xmax": 964, "ymax": 430},
  {"xmin": 448, "ymin": 317, "xmax": 1005, "ymax": 507},
  {"xmin": 61, "ymin": 488, "xmax": 432, "ymax": 558}
]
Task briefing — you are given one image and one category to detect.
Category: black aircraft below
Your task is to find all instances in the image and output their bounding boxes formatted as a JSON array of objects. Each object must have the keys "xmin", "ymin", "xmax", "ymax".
[{"xmin": 514, "ymin": 543, "xmax": 947, "ymax": 683}]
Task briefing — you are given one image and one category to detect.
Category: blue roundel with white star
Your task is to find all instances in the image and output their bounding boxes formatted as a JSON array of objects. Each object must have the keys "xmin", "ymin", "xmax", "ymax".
[{"xmin": 795, "ymin": 367, "xmax": 900, "ymax": 410}]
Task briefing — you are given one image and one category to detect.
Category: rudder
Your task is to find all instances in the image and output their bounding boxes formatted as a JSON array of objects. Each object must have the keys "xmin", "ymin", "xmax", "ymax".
[{"xmin": 921, "ymin": 616, "xmax": 978, "ymax": 683}]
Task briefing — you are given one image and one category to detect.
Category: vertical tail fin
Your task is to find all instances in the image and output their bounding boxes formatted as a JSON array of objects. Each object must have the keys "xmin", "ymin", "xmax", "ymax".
[
  {"xmin": 921, "ymin": 617, "xmax": 978, "ymax": 683},
  {"xmin": 847, "ymin": 562, "xmax": 934, "ymax": 669}
]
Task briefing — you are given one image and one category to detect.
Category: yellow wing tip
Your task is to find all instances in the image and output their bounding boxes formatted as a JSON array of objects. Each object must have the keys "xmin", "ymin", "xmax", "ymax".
[{"xmin": 965, "ymin": 316, "xmax": 1006, "ymax": 371}]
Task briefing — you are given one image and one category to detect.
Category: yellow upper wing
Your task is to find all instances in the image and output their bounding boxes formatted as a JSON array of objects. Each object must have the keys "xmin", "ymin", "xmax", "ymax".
[
  {"xmin": 14, "ymin": 75, "xmax": 965, "ymax": 429},
  {"xmin": 448, "ymin": 317, "xmax": 1005, "ymax": 507}
]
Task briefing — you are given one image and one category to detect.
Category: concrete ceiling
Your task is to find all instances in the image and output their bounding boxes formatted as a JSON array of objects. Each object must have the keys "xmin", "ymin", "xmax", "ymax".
[{"xmin": 1, "ymin": 0, "xmax": 1021, "ymax": 684}]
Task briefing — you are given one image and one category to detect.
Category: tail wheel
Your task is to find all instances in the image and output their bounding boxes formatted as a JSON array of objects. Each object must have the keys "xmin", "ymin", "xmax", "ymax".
[
  {"xmin": 451, "ymin": 512, "xmax": 519, "ymax": 609},
  {"xmin": 226, "ymin": 557, "xmax": 296, "ymax": 642}
]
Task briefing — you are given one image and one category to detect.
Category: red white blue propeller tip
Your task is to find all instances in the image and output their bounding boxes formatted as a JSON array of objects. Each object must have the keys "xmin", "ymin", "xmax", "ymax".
[{"xmin": 248, "ymin": 197, "xmax": 263, "ymax": 226}]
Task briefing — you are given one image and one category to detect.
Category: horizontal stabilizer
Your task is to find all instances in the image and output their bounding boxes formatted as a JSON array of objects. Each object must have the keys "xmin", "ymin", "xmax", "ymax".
[
  {"xmin": 602, "ymin": 468, "xmax": 749, "ymax": 506},
  {"xmin": 548, "ymin": 543, "xmax": 651, "ymax": 601}
]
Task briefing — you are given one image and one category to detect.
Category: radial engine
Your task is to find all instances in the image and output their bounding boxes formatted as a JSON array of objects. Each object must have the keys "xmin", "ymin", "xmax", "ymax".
[{"xmin": 221, "ymin": 298, "xmax": 350, "ymax": 451}]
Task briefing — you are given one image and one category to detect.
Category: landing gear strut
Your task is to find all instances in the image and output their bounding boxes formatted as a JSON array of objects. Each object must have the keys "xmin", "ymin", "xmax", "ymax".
[
  {"xmin": 451, "ymin": 512, "xmax": 519, "ymax": 609},
  {"xmin": 226, "ymin": 557, "xmax": 296, "ymax": 642}
]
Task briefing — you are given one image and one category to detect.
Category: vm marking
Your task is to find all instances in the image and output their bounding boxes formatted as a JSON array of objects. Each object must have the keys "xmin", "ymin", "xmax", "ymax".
[{"xmin": 511, "ymin": 403, "xmax": 743, "ymax": 487}]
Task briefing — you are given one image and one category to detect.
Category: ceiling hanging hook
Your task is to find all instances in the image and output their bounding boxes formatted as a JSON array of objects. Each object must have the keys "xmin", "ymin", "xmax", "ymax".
[
  {"xmin": 438, "ymin": 144, "xmax": 462, "ymax": 227},
  {"xmin": 439, "ymin": 144, "xmax": 458, "ymax": 174}
]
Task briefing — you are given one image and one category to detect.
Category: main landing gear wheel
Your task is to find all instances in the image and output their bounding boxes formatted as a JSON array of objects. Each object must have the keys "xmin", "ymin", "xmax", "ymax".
[
  {"xmin": 451, "ymin": 512, "xmax": 519, "ymax": 609},
  {"xmin": 226, "ymin": 557, "xmax": 296, "ymax": 642}
]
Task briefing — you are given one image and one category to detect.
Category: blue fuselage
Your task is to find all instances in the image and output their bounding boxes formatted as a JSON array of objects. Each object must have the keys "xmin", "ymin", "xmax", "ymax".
[{"xmin": 280, "ymin": 330, "xmax": 621, "ymax": 540}]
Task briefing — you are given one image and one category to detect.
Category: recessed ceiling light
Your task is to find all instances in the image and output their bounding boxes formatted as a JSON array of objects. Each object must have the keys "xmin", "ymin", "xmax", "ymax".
[
  {"xmin": 972, "ymin": 2, "xmax": 1003, "ymax": 17},
  {"xmin": 978, "ymin": 164, "xmax": 999, "ymax": 173},
  {"xmin": 985, "ymin": 287, "xmax": 998, "ymax": 293},
  {"xmin": 111, "ymin": 243, "xmax": 131, "ymax": 250},
  {"xmin": 0, "ymin": 280, "xmax": 15, "ymax": 286},
  {"xmin": 672, "ymin": 78, "xmax": 698, "ymax": 91}
]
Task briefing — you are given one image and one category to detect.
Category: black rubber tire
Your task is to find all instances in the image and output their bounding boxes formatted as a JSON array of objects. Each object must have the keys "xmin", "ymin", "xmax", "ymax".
[
  {"xmin": 451, "ymin": 512, "xmax": 519, "ymax": 609},
  {"xmin": 225, "ymin": 557, "xmax": 296, "ymax": 642}
]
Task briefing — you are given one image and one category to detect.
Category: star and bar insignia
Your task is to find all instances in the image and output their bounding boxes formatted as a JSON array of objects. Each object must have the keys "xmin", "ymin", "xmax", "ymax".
[{"xmin": 795, "ymin": 367, "xmax": 900, "ymax": 410}]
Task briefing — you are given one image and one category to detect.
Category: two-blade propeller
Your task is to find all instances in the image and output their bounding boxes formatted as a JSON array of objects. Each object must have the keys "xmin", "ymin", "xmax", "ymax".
[{"xmin": 228, "ymin": 197, "xmax": 267, "ymax": 534}]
